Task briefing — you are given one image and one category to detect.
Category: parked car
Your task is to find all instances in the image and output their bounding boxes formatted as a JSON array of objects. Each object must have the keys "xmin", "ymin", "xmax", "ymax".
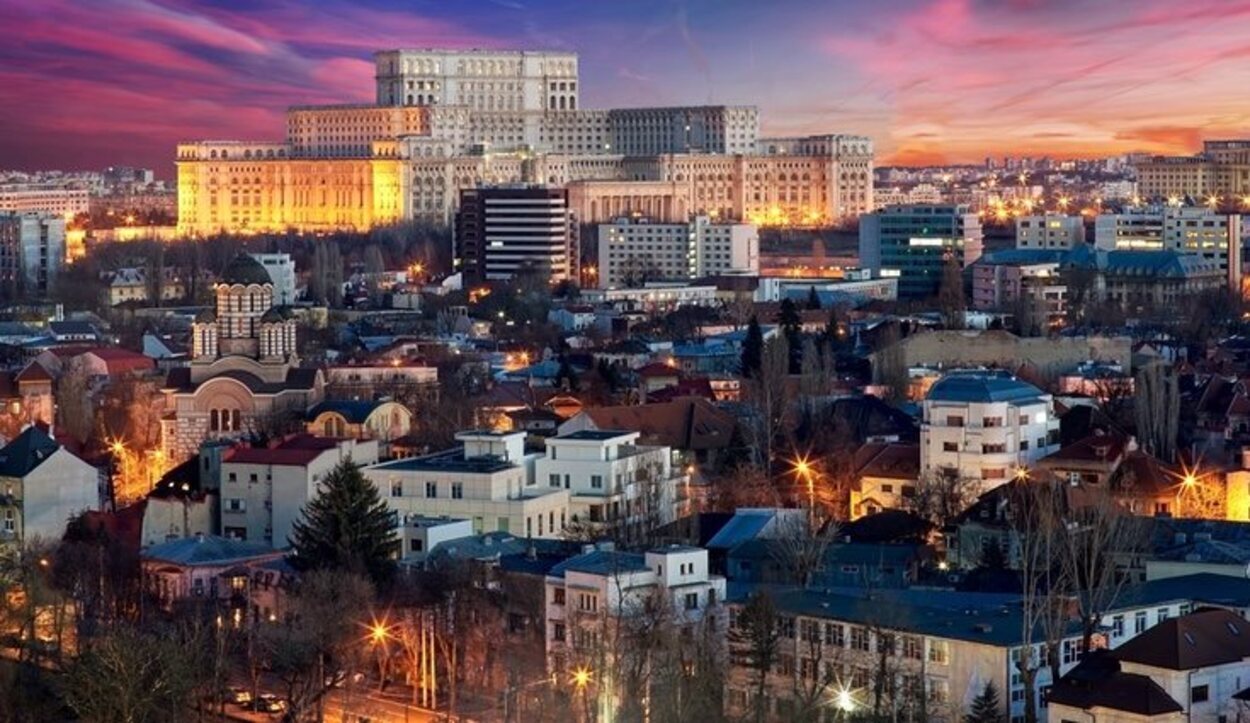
[
  {"xmin": 224, "ymin": 687, "xmax": 253, "ymax": 705},
  {"xmin": 253, "ymin": 694, "xmax": 287, "ymax": 714}
]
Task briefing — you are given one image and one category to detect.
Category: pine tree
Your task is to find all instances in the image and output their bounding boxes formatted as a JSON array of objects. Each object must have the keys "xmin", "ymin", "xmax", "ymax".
[
  {"xmin": 939, "ymin": 251, "xmax": 967, "ymax": 330},
  {"xmin": 965, "ymin": 681, "xmax": 1005, "ymax": 723},
  {"xmin": 289, "ymin": 458, "xmax": 398, "ymax": 585},
  {"xmin": 806, "ymin": 285, "xmax": 821, "ymax": 310},
  {"xmin": 741, "ymin": 316, "xmax": 764, "ymax": 379},
  {"xmin": 777, "ymin": 298, "xmax": 803, "ymax": 374}
]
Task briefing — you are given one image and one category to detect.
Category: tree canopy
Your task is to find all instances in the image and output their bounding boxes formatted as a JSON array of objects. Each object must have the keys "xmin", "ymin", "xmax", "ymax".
[{"xmin": 289, "ymin": 458, "xmax": 399, "ymax": 585}]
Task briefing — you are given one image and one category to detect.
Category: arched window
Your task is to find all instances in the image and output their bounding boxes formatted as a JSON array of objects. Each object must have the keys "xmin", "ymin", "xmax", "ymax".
[{"xmin": 210, "ymin": 409, "xmax": 219, "ymax": 431}]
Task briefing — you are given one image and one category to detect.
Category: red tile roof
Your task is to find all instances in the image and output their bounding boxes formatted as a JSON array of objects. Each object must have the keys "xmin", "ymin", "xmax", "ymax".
[
  {"xmin": 853, "ymin": 442, "xmax": 921, "ymax": 481},
  {"xmin": 578, "ymin": 397, "xmax": 735, "ymax": 451},
  {"xmin": 85, "ymin": 347, "xmax": 156, "ymax": 376},
  {"xmin": 225, "ymin": 434, "xmax": 342, "ymax": 466}
]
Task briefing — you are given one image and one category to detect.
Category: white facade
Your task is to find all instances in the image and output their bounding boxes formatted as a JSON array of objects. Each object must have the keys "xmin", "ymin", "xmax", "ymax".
[
  {"xmin": 1, "ymin": 446, "xmax": 99, "ymax": 544},
  {"xmin": 596, "ymin": 216, "xmax": 759, "ymax": 288},
  {"xmin": 0, "ymin": 212, "xmax": 66, "ymax": 296},
  {"xmin": 544, "ymin": 545, "xmax": 726, "ymax": 674},
  {"xmin": 364, "ymin": 430, "xmax": 570, "ymax": 539},
  {"xmin": 219, "ymin": 437, "xmax": 378, "ymax": 548},
  {"xmin": 250, "ymin": 253, "xmax": 297, "ymax": 305},
  {"xmin": 1015, "ymin": 214, "xmax": 1086, "ymax": 249},
  {"xmin": 396, "ymin": 516, "xmax": 474, "ymax": 561},
  {"xmin": 920, "ymin": 371, "xmax": 1060, "ymax": 486},
  {"xmin": 534, "ymin": 431, "xmax": 684, "ymax": 534},
  {"xmin": 0, "ymin": 185, "xmax": 89, "ymax": 220},
  {"xmin": 374, "ymin": 49, "xmax": 579, "ymax": 112},
  {"xmin": 579, "ymin": 284, "xmax": 720, "ymax": 310},
  {"xmin": 1094, "ymin": 211, "xmax": 1165, "ymax": 251},
  {"xmin": 1163, "ymin": 207, "xmax": 1242, "ymax": 290}
]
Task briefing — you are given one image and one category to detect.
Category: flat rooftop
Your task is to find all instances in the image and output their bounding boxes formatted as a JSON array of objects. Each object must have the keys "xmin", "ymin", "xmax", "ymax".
[
  {"xmin": 557, "ymin": 430, "xmax": 637, "ymax": 442},
  {"xmin": 371, "ymin": 448, "xmax": 517, "ymax": 474}
]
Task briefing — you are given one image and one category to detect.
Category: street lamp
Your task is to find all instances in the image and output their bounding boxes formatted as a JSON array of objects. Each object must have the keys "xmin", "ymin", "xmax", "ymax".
[
  {"xmin": 571, "ymin": 666, "xmax": 592, "ymax": 690},
  {"xmin": 792, "ymin": 455, "xmax": 816, "ymax": 521}
]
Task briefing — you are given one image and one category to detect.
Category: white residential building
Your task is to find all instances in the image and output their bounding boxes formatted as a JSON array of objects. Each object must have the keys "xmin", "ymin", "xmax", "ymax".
[
  {"xmin": 544, "ymin": 545, "xmax": 726, "ymax": 677},
  {"xmin": 534, "ymin": 430, "xmax": 685, "ymax": 536},
  {"xmin": 920, "ymin": 370, "xmax": 1060, "ymax": 487},
  {"xmin": 596, "ymin": 216, "xmax": 758, "ymax": 288},
  {"xmin": 0, "ymin": 426, "xmax": 99, "ymax": 545},
  {"xmin": 219, "ymin": 435, "xmax": 379, "ymax": 548},
  {"xmin": 1015, "ymin": 214, "xmax": 1085, "ymax": 249},
  {"xmin": 250, "ymin": 252, "xmax": 297, "ymax": 305},
  {"xmin": 364, "ymin": 430, "xmax": 569, "ymax": 539}
]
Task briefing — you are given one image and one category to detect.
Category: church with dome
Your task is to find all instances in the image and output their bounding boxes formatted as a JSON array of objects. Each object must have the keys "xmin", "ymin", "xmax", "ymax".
[{"xmin": 160, "ymin": 253, "xmax": 324, "ymax": 461}]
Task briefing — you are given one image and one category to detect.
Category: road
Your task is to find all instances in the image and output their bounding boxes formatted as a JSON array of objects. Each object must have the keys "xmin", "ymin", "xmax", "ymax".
[{"xmin": 322, "ymin": 688, "xmax": 441, "ymax": 723}]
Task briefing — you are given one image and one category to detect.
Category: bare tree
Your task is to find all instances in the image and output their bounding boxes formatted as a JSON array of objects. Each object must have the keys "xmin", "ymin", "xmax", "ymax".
[
  {"xmin": 1134, "ymin": 362, "xmax": 1179, "ymax": 461},
  {"xmin": 729, "ymin": 590, "xmax": 781, "ymax": 723},
  {"xmin": 938, "ymin": 252, "xmax": 966, "ymax": 330},
  {"xmin": 745, "ymin": 335, "xmax": 791, "ymax": 473},
  {"xmin": 768, "ymin": 514, "xmax": 840, "ymax": 588},
  {"xmin": 1007, "ymin": 482, "xmax": 1072, "ymax": 723},
  {"xmin": 904, "ymin": 468, "xmax": 981, "ymax": 531},
  {"xmin": 1061, "ymin": 486, "xmax": 1146, "ymax": 652}
]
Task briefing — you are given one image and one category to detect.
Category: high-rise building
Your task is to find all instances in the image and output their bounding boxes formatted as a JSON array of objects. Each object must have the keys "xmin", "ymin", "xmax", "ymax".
[
  {"xmin": 373, "ymin": 49, "xmax": 579, "ymax": 111},
  {"xmin": 1015, "ymin": 214, "xmax": 1086, "ymax": 249},
  {"xmin": 859, "ymin": 204, "xmax": 983, "ymax": 299},
  {"xmin": 1135, "ymin": 140, "xmax": 1250, "ymax": 201},
  {"xmin": 177, "ymin": 48, "xmax": 874, "ymax": 236},
  {"xmin": 0, "ymin": 212, "xmax": 65, "ymax": 297},
  {"xmin": 0, "ymin": 185, "xmax": 89, "ymax": 221},
  {"xmin": 1095, "ymin": 207, "xmax": 1241, "ymax": 290},
  {"xmin": 595, "ymin": 216, "xmax": 758, "ymax": 288},
  {"xmin": 455, "ymin": 186, "xmax": 577, "ymax": 283}
]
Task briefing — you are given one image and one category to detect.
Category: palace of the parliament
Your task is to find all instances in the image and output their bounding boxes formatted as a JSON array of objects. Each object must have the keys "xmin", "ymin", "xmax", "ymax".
[{"xmin": 176, "ymin": 48, "xmax": 874, "ymax": 236}]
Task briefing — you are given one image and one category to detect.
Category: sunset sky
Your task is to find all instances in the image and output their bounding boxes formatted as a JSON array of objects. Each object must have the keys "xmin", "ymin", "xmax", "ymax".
[{"xmin": 4, "ymin": 0, "xmax": 1250, "ymax": 174}]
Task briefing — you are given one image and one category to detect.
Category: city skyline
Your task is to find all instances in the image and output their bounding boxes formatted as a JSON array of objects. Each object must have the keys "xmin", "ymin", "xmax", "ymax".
[{"xmin": 4, "ymin": 0, "xmax": 1250, "ymax": 174}]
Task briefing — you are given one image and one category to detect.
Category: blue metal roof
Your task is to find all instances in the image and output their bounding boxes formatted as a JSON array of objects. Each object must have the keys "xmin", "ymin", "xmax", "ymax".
[
  {"xmin": 144, "ymin": 535, "xmax": 275, "ymax": 566},
  {"xmin": 548, "ymin": 550, "xmax": 650, "ymax": 578},
  {"xmin": 307, "ymin": 399, "xmax": 384, "ymax": 424},
  {"xmin": 926, "ymin": 370, "xmax": 1046, "ymax": 404}
]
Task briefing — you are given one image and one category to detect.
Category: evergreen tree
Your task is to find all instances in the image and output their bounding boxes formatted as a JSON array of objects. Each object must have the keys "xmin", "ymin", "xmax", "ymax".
[
  {"xmin": 777, "ymin": 298, "xmax": 803, "ymax": 374},
  {"xmin": 555, "ymin": 356, "xmax": 579, "ymax": 392},
  {"xmin": 806, "ymin": 285, "xmax": 821, "ymax": 310},
  {"xmin": 289, "ymin": 458, "xmax": 398, "ymax": 585},
  {"xmin": 741, "ymin": 316, "xmax": 764, "ymax": 379},
  {"xmin": 938, "ymin": 251, "xmax": 967, "ymax": 330},
  {"xmin": 965, "ymin": 681, "xmax": 1006, "ymax": 723}
]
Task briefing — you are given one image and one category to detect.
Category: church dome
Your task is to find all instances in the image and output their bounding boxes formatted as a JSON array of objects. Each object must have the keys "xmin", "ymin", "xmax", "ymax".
[
  {"xmin": 194, "ymin": 307, "xmax": 216, "ymax": 323},
  {"xmin": 220, "ymin": 253, "xmax": 271, "ymax": 286},
  {"xmin": 259, "ymin": 307, "xmax": 285, "ymax": 324}
]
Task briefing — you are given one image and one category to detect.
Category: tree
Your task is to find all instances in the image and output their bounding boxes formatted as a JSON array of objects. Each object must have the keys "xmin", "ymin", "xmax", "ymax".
[
  {"xmin": 256, "ymin": 569, "xmax": 375, "ymax": 722},
  {"xmin": 1134, "ymin": 362, "xmax": 1179, "ymax": 461},
  {"xmin": 60, "ymin": 625, "xmax": 201, "ymax": 723},
  {"xmin": 746, "ymin": 334, "xmax": 790, "ymax": 472},
  {"xmin": 871, "ymin": 322, "xmax": 909, "ymax": 401},
  {"xmin": 768, "ymin": 514, "xmax": 839, "ymax": 588},
  {"xmin": 1007, "ymin": 481, "xmax": 1071, "ymax": 723},
  {"xmin": 805, "ymin": 285, "xmax": 821, "ymax": 310},
  {"xmin": 1061, "ymin": 487, "xmax": 1146, "ymax": 653},
  {"xmin": 776, "ymin": 298, "xmax": 803, "ymax": 373},
  {"xmin": 289, "ymin": 458, "xmax": 399, "ymax": 586},
  {"xmin": 741, "ymin": 316, "xmax": 764, "ymax": 379},
  {"xmin": 938, "ymin": 251, "xmax": 966, "ymax": 330},
  {"xmin": 1061, "ymin": 263, "xmax": 1098, "ymax": 328},
  {"xmin": 965, "ymin": 681, "xmax": 1005, "ymax": 723},
  {"xmin": 905, "ymin": 469, "xmax": 981, "ymax": 530},
  {"xmin": 729, "ymin": 591, "xmax": 780, "ymax": 723}
]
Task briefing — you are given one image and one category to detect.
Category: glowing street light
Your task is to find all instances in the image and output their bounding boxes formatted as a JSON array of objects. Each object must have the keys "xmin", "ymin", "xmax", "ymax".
[
  {"xmin": 835, "ymin": 686, "xmax": 856, "ymax": 712},
  {"xmin": 571, "ymin": 666, "xmax": 592, "ymax": 690}
]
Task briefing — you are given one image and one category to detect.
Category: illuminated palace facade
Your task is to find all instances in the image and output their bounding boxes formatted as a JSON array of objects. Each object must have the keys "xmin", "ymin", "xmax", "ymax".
[{"xmin": 177, "ymin": 49, "xmax": 873, "ymax": 236}]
